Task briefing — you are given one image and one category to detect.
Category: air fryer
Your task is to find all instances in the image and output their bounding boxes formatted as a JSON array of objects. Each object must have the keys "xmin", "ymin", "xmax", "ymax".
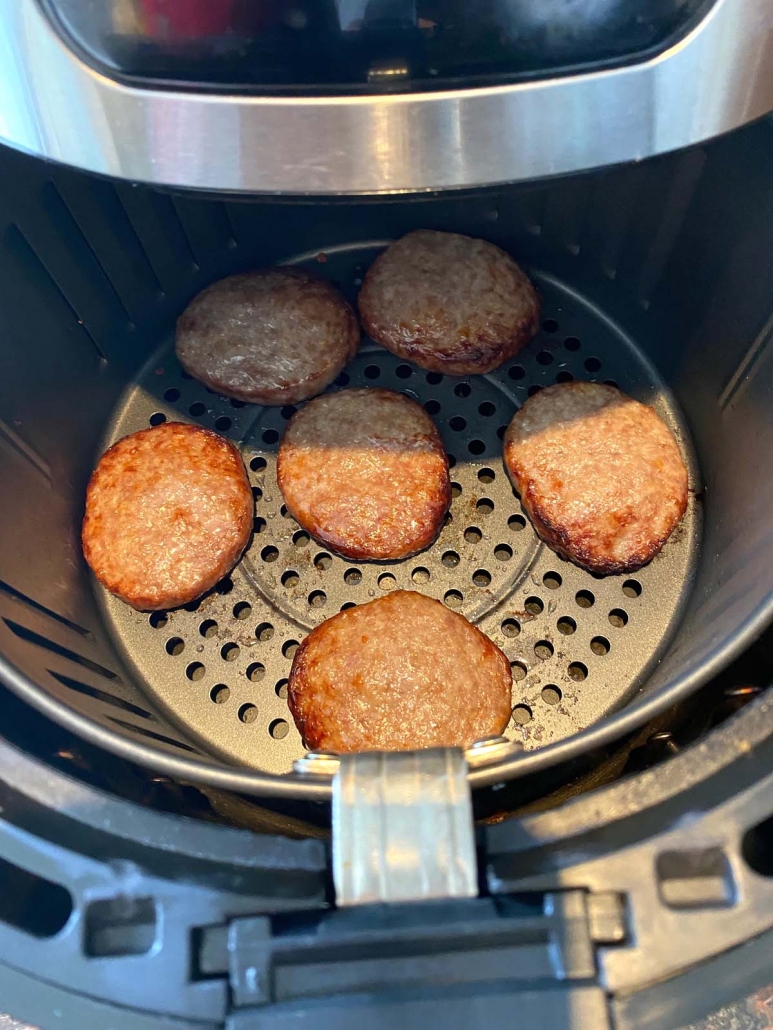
[{"xmin": 0, "ymin": 0, "xmax": 772, "ymax": 1025}]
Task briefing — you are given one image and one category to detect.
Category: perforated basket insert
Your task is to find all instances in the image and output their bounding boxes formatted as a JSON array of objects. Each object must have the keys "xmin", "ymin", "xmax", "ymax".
[{"xmin": 98, "ymin": 258, "xmax": 700, "ymax": 774}]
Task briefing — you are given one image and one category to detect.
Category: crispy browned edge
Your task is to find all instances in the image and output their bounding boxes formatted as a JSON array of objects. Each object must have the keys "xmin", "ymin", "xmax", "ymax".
[{"xmin": 82, "ymin": 422, "xmax": 253, "ymax": 610}]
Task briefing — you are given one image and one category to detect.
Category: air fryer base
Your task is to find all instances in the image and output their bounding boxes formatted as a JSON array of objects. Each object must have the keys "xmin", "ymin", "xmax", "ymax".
[{"xmin": 99, "ymin": 264, "xmax": 701, "ymax": 773}]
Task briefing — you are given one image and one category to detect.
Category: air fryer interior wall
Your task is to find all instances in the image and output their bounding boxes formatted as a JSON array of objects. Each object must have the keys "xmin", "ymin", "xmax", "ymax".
[{"xmin": 0, "ymin": 116, "xmax": 772, "ymax": 794}]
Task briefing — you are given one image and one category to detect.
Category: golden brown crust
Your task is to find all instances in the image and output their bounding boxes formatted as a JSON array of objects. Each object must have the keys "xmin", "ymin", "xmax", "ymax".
[
  {"xmin": 277, "ymin": 388, "xmax": 450, "ymax": 561},
  {"xmin": 176, "ymin": 269, "xmax": 360, "ymax": 405},
  {"xmin": 503, "ymin": 382, "xmax": 689, "ymax": 574},
  {"xmin": 82, "ymin": 422, "xmax": 253, "ymax": 610},
  {"xmin": 288, "ymin": 591, "xmax": 512, "ymax": 752},
  {"xmin": 358, "ymin": 230, "xmax": 539, "ymax": 374}
]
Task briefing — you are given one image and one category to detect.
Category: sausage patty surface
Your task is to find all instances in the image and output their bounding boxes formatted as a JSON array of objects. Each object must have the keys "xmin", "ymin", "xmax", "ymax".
[
  {"xmin": 176, "ymin": 269, "xmax": 359, "ymax": 405},
  {"xmin": 358, "ymin": 230, "xmax": 539, "ymax": 374},
  {"xmin": 288, "ymin": 591, "xmax": 513, "ymax": 752},
  {"xmin": 82, "ymin": 422, "xmax": 253, "ymax": 610},
  {"xmin": 277, "ymin": 388, "xmax": 450, "ymax": 561},
  {"xmin": 503, "ymin": 382, "xmax": 689, "ymax": 574}
]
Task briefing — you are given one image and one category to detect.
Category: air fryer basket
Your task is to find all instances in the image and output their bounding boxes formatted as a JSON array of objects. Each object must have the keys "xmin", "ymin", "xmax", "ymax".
[{"xmin": 1, "ymin": 118, "xmax": 772, "ymax": 800}]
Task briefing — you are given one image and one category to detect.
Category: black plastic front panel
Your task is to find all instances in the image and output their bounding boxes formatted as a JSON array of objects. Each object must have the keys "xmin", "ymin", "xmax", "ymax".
[{"xmin": 42, "ymin": 0, "xmax": 714, "ymax": 93}]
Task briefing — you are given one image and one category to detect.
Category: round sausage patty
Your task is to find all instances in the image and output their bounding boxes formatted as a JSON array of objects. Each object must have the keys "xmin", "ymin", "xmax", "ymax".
[
  {"xmin": 82, "ymin": 422, "xmax": 253, "ymax": 610},
  {"xmin": 176, "ymin": 269, "xmax": 360, "ymax": 405},
  {"xmin": 289, "ymin": 591, "xmax": 513, "ymax": 752},
  {"xmin": 277, "ymin": 388, "xmax": 450, "ymax": 561},
  {"xmin": 503, "ymin": 382, "xmax": 689, "ymax": 574},
  {"xmin": 358, "ymin": 230, "xmax": 539, "ymax": 374}
]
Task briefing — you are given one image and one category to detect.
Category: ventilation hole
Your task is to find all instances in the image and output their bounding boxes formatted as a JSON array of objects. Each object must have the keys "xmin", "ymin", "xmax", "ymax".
[
  {"xmin": 411, "ymin": 567, "xmax": 430, "ymax": 584},
  {"xmin": 247, "ymin": 662, "xmax": 266, "ymax": 681},
  {"xmin": 508, "ymin": 365, "xmax": 525, "ymax": 381},
  {"xmin": 280, "ymin": 405, "xmax": 297, "ymax": 420},
  {"xmin": 0, "ymin": 857, "xmax": 73, "ymax": 938},
  {"xmin": 537, "ymin": 351, "xmax": 554, "ymax": 365},
  {"xmin": 343, "ymin": 568, "xmax": 362, "ymax": 586},
  {"xmin": 604, "ymin": 380, "xmax": 619, "ymax": 389},
  {"xmin": 426, "ymin": 372, "xmax": 443, "ymax": 385},
  {"xmin": 442, "ymin": 550, "xmax": 460, "ymax": 568},
  {"xmin": 568, "ymin": 662, "xmax": 588, "ymax": 682},
  {"xmin": 281, "ymin": 570, "xmax": 300, "ymax": 589},
  {"xmin": 378, "ymin": 573, "xmax": 397, "ymax": 591},
  {"xmin": 270, "ymin": 718, "xmax": 290, "ymax": 739},
  {"xmin": 340, "ymin": 602, "xmax": 356, "ymax": 611},
  {"xmin": 308, "ymin": 590, "xmax": 327, "ymax": 608},
  {"xmin": 252, "ymin": 486, "xmax": 263, "ymax": 501},
  {"xmin": 556, "ymin": 371, "xmax": 574, "ymax": 384},
  {"xmin": 564, "ymin": 336, "xmax": 581, "ymax": 351},
  {"xmin": 454, "ymin": 383, "xmax": 471, "ymax": 398},
  {"xmin": 584, "ymin": 357, "xmax": 602, "ymax": 373},
  {"xmin": 742, "ymin": 817, "xmax": 773, "ymax": 877},
  {"xmin": 575, "ymin": 590, "xmax": 595, "ymax": 608},
  {"xmin": 149, "ymin": 611, "xmax": 168, "ymax": 630},
  {"xmin": 511, "ymin": 661, "xmax": 527, "ymax": 682},
  {"xmin": 216, "ymin": 577, "xmax": 233, "ymax": 595},
  {"xmin": 542, "ymin": 319, "xmax": 558, "ymax": 333},
  {"xmin": 256, "ymin": 623, "xmax": 274, "ymax": 642},
  {"xmin": 542, "ymin": 685, "xmax": 562, "ymax": 706},
  {"xmin": 262, "ymin": 428, "xmax": 279, "ymax": 445},
  {"xmin": 473, "ymin": 569, "xmax": 491, "ymax": 588},
  {"xmin": 165, "ymin": 637, "xmax": 184, "ymax": 657},
  {"xmin": 509, "ymin": 514, "xmax": 526, "ymax": 532},
  {"xmin": 502, "ymin": 618, "xmax": 520, "ymax": 638},
  {"xmin": 186, "ymin": 662, "xmax": 205, "ymax": 682},
  {"xmin": 525, "ymin": 596, "xmax": 544, "ymax": 616},
  {"xmin": 449, "ymin": 416, "xmax": 467, "ymax": 432},
  {"xmin": 261, "ymin": 546, "xmax": 279, "ymax": 563},
  {"xmin": 49, "ymin": 671, "xmax": 152, "ymax": 720},
  {"xmin": 395, "ymin": 364, "xmax": 412, "ymax": 379},
  {"xmin": 189, "ymin": 402, "xmax": 206, "ymax": 417},
  {"xmin": 282, "ymin": 640, "xmax": 299, "ymax": 660},
  {"xmin": 623, "ymin": 579, "xmax": 642, "ymax": 598},
  {"xmin": 231, "ymin": 398, "xmax": 246, "ymax": 409},
  {"xmin": 233, "ymin": 602, "xmax": 252, "ymax": 621},
  {"xmin": 609, "ymin": 608, "xmax": 629, "ymax": 628},
  {"xmin": 220, "ymin": 643, "xmax": 239, "ymax": 663},
  {"xmin": 448, "ymin": 483, "xmax": 462, "ymax": 501},
  {"xmin": 199, "ymin": 619, "xmax": 218, "ymax": 639},
  {"xmin": 211, "ymin": 685, "xmax": 230, "ymax": 704},
  {"xmin": 444, "ymin": 590, "xmax": 463, "ymax": 608},
  {"xmin": 239, "ymin": 704, "xmax": 258, "ymax": 725},
  {"xmin": 275, "ymin": 679, "xmax": 289, "ymax": 699},
  {"xmin": 314, "ymin": 552, "xmax": 332, "ymax": 572},
  {"xmin": 468, "ymin": 440, "xmax": 486, "ymax": 455},
  {"xmin": 512, "ymin": 704, "xmax": 533, "ymax": 724},
  {"xmin": 163, "ymin": 388, "xmax": 180, "ymax": 403},
  {"xmin": 335, "ymin": 371, "xmax": 350, "ymax": 387},
  {"xmin": 557, "ymin": 616, "xmax": 576, "ymax": 635},
  {"xmin": 215, "ymin": 416, "xmax": 232, "ymax": 432},
  {"xmin": 447, "ymin": 454, "xmax": 457, "ymax": 468},
  {"xmin": 182, "ymin": 599, "xmax": 200, "ymax": 613},
  {"xmin": 250, "ymin": 456, "xmax": 267, "ymax": 472},
  {"xmin": 543, "ymin": 572, "xmax": 562, "ymax": 590},
  {"xmin": 534, "ymin": 640, "xmax": 554, "ymax": 660},
  {"xmin": 464, "ymin": 527, "xmax": 482, "ymax": 544},
  {"xmin": 364, "ymin": 364, "xmax": 380, "ymax": 379},
  {"xmin": 254, "ymin": 517, "xmax": 267, "ymax": 534},
  {"xmin": 477, "ymin": 468, "xmax": 495, "ymax": 484},
  {"xmin": 292, "ymin": 530, "xmax": 310, "ymax": 548},
  {"xmin": 527, "ymin": 385, "xmax": 543, "ymax": 397},
  {"xmin": 497, "ymin": 425, "xmax": 508, "ymax": 440},
  {"xmin": 149, "ymin": 412, "xmax": 166, "ymax": 426},
  {"xmin": 424, "ymin": 400, "xmax": 441, "ymax": 415},
  {"xmin": 478, "ymin": 401, "xmax": 496, "ymax": 417},
  {"xmin": 591, "ymin": 636, "xmax": 610, "ymax": 656},
  {"xmin": 494, "ymin": 544, "xmax": 513, "ymax": 562}
]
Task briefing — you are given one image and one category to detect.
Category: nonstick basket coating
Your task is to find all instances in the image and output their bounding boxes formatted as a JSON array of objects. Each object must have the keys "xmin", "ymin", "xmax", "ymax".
[{"xmin": 98, "ymin": 246, "xmax": 701, "ymax": 774}]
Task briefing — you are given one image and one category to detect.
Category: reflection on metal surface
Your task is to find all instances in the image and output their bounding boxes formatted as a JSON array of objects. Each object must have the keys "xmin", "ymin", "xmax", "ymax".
[
  {"xmin": 0, "ymin": 0, "xmax": 772, "ymax": 192},
  {"xmin": 333, "ymin": 749, "xmax": 477, "ymax": 904}
]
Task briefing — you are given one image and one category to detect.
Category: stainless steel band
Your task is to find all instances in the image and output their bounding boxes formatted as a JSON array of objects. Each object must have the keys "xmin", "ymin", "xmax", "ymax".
[{"xmin": 2, "ymin": 0, "xmax": 773, "ymax": 194}]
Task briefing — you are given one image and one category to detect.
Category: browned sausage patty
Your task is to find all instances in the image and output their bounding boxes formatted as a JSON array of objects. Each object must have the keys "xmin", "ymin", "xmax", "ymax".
[
  {"xmin": 277, "ymin": 389, "xmax": 450, "ymax": 561},
  {"xmin": 176, "ymin": 269, "xmax": 360, "ymax": 405},
  {"xmin": 503, "ymin": 382, "xmax": 689, "ymax": 574},
  {"xmin": 358, "ymin": 230, "xmax": 539, "ymax": 375},
  {"xmin": 289, "ymin": 591, "xmax": 512, "ymax": 752},
  {"xmin": 82, "ymin": 422, "xmax": 253, "ymax": 610}
]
